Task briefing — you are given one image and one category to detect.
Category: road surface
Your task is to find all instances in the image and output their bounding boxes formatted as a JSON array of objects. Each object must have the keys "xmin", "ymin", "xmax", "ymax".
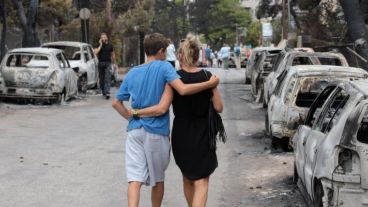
[{"xmin": 0, "ymin": 68, "xmax": 306, "ymax": 207}]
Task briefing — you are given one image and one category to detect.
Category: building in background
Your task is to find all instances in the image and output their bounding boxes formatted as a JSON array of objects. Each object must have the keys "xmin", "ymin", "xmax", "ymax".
[{"xmin": 240, "ymin": 0, "xmax": 260, "ymax": 19}]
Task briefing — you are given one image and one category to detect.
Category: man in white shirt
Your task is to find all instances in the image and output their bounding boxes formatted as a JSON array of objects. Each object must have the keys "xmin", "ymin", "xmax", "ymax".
[
  {"xmin": 166, "ymin": 38, "xmax": 176, "ymax": 68},
  {"xmin": 219, "ymin": 43, "xmax": 231, "ymax": 70}
]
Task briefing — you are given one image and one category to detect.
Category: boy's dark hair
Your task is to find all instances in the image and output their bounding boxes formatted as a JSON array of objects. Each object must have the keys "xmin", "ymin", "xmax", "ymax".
[{"xmin": 144, "ymin": 33, "xmax": 169, "ymax": 56}]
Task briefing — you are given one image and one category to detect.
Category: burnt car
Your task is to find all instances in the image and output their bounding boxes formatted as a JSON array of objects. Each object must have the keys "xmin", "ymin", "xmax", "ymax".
[
  {"xmin": 245, "ymin": 47, "xmax": 282, "ymax": 84},
  {"xmin": 228, "ymin": 52, "xmax": 248, "ymax": 68},
  {"xmin": 0, "ymin": 48, "xmax": 78, "ymax": 103},
  {"xmin": 293, "ymin": 79, "xmax": 368, "ymax": 207},
  {"xmin": 251, "ymin": 51, "xmax": 279, "ymax": 100},
  {"xmin": 266, "ymin": 65, "xmax": 367, "ymax": 150},
  {"xmin": 263, "ymin": 51, "xmax": 349, "ymax": 107},
  {"xmin": 42, "ymin": 41, "xmax": 98, "ymax": 93}
]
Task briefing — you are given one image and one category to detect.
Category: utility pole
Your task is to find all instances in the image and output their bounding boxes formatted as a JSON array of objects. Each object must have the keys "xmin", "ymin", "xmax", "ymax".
[{"xmin": 281, "ymin": 0, "xmax": 287, "ymax": 39}]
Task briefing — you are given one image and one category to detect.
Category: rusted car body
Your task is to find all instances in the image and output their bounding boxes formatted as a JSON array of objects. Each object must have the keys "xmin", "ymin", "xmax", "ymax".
[
  {"xmin": 263, "ymin": 51, "xmax": 349, "ymax": 106},
  {"xmin": 42, "ymin": 41, "xmax": 99, "ymax": 92},
  {"xmin": 293, "ymin": 80, "xmax": 368, "ymax": 206},
  {"xmin": 245, "ymin": 47, "xmax": 282, "ymax": 84},
  {"xmin": 0, "ymin": 48, "xmax": 78, "ymax": 103},
  {"xmin": 266, "ymin": 65, "xmax": 368, "ymax": 143}
]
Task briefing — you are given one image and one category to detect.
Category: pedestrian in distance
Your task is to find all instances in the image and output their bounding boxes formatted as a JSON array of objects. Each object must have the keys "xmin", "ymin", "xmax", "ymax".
[
  {"xmin": 234, "ymin": 44, "xmax": 241, "ymax": 69},
  {"xmin": 112, "ymin": 33, "xmax": 220, "ymax": 207},
  {"xmin": 205, "ymin": 45, "xmax": 213, "ymax": 67},
  {"xmin": 219, "ymin": 43, "xmax": 231, "ymax": 70},
  {"xmin": 217, "ymin": 50, "xmax": 222, "ymax": 68},
  {"xmin": 166, "ymin": 38, "xmax": 176, "ymax": 68},
  {"xmin": 94, "ymin": 33, "xmax": 117, "ymax": 100}
]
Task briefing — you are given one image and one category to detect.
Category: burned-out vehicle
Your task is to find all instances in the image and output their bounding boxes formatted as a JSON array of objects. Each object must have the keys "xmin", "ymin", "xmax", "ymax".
[
  {"xmin": 0, "ymin": 48, "xmax": 78, "ymax": 103},
  {"xmin": 245, "ymin": 47, "xmax": 282, "ymax": 84},
  {"xmin": 251, "ymin": 51, "xmax": 279, "ymax": 100},
  {"xmin": 263, "ymin": 51, "xmax": 348, "ymax": 107},
  {"xmin": 42, "ymin": 41, "xmax": 98, "ymax": 92},
  {"xmin": 293, "ymin": 79, "xmax": 368, "ymax": 207},
  {"xmin": 266, "ymin": 65, "xmax": 367, "ymax": 149}
]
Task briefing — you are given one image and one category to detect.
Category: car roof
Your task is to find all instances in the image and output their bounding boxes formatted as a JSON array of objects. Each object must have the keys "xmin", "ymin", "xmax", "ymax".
[
  {"xmin": 42, "ymin": 41, "xmax": 89, "ymax": 47},
  {"xmin": 9, "ymin": 47, "xmax": 62, "ymax": 55},
  {"xmin": 288, "ymin": 65, "xmax": 368, "ymax": 78},
  {"xmin": 285, "ymin": 51, "xmax": 343, "ymax": 57},
  {"xmin": 253, "ymin": 47, "xmax": 282, "ymax": 52}
]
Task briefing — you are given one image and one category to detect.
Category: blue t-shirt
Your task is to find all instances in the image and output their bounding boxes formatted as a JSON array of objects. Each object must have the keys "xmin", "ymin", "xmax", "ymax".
[{"xmin": 115, "ymin": 60, "xmax": 180, "ymax": 136}]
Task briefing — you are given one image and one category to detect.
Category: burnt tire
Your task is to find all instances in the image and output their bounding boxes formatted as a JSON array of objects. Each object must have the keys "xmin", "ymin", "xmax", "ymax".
[
  {"xmin": 313, "ymin": 180, "xmax": 324, "ymax": 207},
  {"xmin": 245, "ymin": 77, "xmax": 251, "ymax": 84},
  {"xmin": 293, "ymin": 162, "xmax": 299, "ymax": 184},
  {"xmin": 78, "ymin": 75, "xmax": 88, "ymax": 94},
  {"xmin": 265, "ymin": 113, "xmax": 270, "ymax": 135},
  {"xmin": 55, "ymin": 89, "xmax": 66, "ymax": 104}
]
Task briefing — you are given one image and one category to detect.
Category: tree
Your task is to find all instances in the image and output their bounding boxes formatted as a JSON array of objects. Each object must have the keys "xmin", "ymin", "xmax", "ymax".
[
  {"xmin": 245, "ymin": 21, "xmax": 261, "ymax": 47},
  {"xmin": 0, "ymin": 0, "xmax": 6, "ymax": 60},
  {"xmin": 192, "ymin": 0, "xmax": 252, "ymax": 48},
  {"xmin": 13, "ymin": 0, "xmax": 40, "ymax": 47}
]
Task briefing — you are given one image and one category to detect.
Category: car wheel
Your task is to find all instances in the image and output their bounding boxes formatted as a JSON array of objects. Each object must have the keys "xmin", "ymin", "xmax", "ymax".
[
  {"xmin": 245, "ymin": 77, "xmax": 251, "ymax": 84},
  {"xmin": 265, "ymin": 113, "xmax": 270, "ymax": 135},
  {"xmin": 313, "ymin": 180, "xmax": 324, "ymax": 207},
  {"xmin": 293, "ymin": 161, "xmax": 299, "ymax": 184},
  {"xmin": 55, "ymin": 89, "xmax": 66, "ymax": 104},
  {"xmin": 78, "ymin": 74, "xmax": 88, "ymax": 93}
]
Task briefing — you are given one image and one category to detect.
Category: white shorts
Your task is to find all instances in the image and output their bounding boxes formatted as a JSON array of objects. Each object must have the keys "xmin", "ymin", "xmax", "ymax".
[{"xmin": 125, "ymin": 128, "xmax": 171, "ymax": 187}]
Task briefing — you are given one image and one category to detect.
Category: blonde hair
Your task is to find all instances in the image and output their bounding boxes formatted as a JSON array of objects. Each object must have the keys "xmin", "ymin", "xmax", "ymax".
[{"xmin": 178, "ymin": 33, "xmax": 201, "ymax": 67}]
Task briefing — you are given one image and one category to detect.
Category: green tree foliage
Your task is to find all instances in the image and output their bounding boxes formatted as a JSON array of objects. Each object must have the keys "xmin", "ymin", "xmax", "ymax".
[
  {"xmin": 192, "ymin": 0, "xmax": 252, "ymax": 49},
  {"xmin": 245, "ymin": 21, "xmax": 261, "ymax": 47}
]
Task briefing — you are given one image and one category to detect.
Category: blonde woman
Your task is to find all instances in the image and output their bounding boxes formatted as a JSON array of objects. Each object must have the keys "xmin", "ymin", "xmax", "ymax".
[
  {"xmin": 171, "ymin": 34, "xmax": 223, "ymax": 207},
  {"xmin": 132, "ymin": 34, "xmax": 223, "ymax": 207}
]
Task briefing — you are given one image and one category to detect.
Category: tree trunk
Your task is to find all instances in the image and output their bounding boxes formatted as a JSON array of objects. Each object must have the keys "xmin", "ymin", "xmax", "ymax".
[
  {"xmin": 0, "ymin": 0, "xmax": 6, "ymax": 60},
  {"xmin": 13, "ymin": 0, "xmax": 40, "ymax": 47},
  {"xmin": 106, "ymin": 0, "xmax": 112, "ymax": 24},
  {"xmin": 339, "ymin": 0, "xmax": 368, "ymax": 70}
]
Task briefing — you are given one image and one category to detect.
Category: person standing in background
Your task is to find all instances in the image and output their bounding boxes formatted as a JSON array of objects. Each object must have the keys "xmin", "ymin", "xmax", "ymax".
[
  {"xmin": 166, "ymin": 39, "xmax": 176, "ymax": 68},
  {"xmin": 219, "ymin": 43, "xmax": 230, "ymax": 70},
  {"xmin": 234, "ymin": 44, "xmax": 241, "ymax": 69},
  {"xmin": 94, "ymin": 33, "xmax": 117, "ymax": 99},
  {"xmin": 205, "ymin": 45, "xmax": 213, "ymax": 67}
]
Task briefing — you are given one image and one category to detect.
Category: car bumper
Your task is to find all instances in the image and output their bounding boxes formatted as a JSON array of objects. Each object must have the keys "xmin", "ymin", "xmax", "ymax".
[
  {"xmin": 0, "ymin": 88, "xmax": 57, "ymax": 100},
  {"xmin": 336, "ymin": 188, "xmax": 368, "ymax": 206}
]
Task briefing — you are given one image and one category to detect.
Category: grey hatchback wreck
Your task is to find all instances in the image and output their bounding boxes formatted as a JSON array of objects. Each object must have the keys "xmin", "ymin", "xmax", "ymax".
[
  {"xmin": 0, "ymin": 48, "xmax": 78, "ymax": 103},
  {"xmin": 294, "ymin": 80, "xmax": 368, "ymax": 206}
]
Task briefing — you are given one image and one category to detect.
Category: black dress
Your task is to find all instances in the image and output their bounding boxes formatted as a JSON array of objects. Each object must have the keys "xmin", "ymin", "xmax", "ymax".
[{"xmin": 171, "ymin": 69, "xmax": 218, "ymax": 180}]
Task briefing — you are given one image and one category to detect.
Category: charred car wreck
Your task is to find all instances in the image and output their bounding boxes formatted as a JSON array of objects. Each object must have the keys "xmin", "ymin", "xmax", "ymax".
[
  {"xmin": 294, "ymin": 80, "xmax": 368, "ymax": 207},
  {"xmin": 0, "ymin": 48, "xmax": 78, "ymax": 103},
  {"xmin": 266, "ymin": 65, "xmax": 368, "ymax": 150}
]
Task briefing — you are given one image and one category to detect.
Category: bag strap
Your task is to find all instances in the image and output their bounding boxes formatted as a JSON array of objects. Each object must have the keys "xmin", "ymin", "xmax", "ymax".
[{"xmin": 202, "ymin": 69, "xmax": 209, "ymax": 81}]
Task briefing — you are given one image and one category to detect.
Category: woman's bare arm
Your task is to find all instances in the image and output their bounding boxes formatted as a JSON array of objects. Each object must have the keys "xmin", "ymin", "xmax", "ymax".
[{"xmin": 212, "ymin": 87, "xmax": 223, "ymax": 113}]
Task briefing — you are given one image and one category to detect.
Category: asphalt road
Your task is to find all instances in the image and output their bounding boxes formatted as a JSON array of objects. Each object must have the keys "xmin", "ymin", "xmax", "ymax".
[{"xmin": 0, "ymin": 68, "xmax": 306, "ymax": 207}]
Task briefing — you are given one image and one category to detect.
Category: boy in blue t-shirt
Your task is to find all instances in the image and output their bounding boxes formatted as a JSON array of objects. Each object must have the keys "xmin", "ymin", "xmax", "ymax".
[{"xmin": 112, "ymin": 33, "xmax": 219, "ymax": 207}]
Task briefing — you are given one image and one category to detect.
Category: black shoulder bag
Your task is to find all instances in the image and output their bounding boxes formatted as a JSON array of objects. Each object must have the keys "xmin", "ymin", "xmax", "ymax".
[{"xmin": 203, "ymin": 70, "xmax": 227, "ymax": 150}]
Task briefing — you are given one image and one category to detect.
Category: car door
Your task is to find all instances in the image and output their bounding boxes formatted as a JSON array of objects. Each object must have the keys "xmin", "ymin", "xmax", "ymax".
[
  {"xmin": 268, "ymin": 70, "xmax": 289, "ymax": 135},
  {"xmin": 82, "ymin": 45, "xmax": 94, "ymax": 86},
  {"xmin": 295, "ymin": 86, "xmax": 336, "ymax": 187},
  {"xmin": 303, "ymin": 87, "xmax": 349, "ymax": 197},
  {"xmin": 87, "ymin": 45, "xmax": 98, "ymax": 84}
]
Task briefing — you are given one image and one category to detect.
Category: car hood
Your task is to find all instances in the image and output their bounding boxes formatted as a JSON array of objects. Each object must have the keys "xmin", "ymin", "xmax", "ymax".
[{"xmin": 1, "ymin": 67, "xmax": 55, "ymax": 88}]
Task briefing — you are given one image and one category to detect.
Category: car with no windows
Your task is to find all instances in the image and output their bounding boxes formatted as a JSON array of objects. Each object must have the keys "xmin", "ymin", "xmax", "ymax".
[
  {"xmin": 293, "ymin": 79, "xmax": 368, "ymax": 207},
  {"xmin": 266, "ymin": 65, "xmax": 368, "ymax": 150},
  {"xmin": 0, "ymin": 48, "xmax": 78, "ymax": 103},
  {"xmin": 263, "ymin": 51, "xmax": 349, "ymax": 107},
  {"xmin": 42, "ymin": 41, "xmax": 98, "ymax": 93}
]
